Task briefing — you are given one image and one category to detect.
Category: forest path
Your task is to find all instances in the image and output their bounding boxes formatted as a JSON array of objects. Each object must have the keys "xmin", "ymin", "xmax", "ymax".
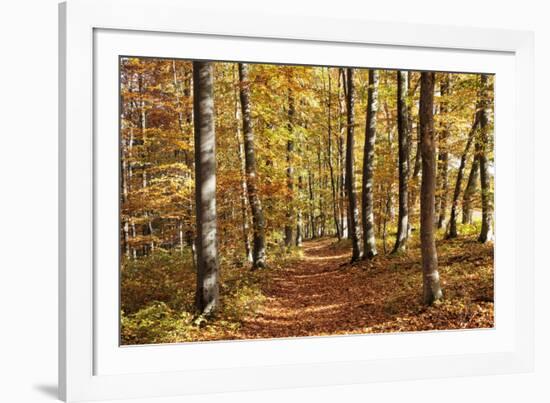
[{"xmin": 238, "ymin": 238, "xmax": 383, "ymax": 339}]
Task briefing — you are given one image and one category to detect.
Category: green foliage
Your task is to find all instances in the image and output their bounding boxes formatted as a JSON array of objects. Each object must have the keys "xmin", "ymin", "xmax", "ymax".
[{"xmin": 121, "ymin": 250, "xmax": 272, "ymax": 345}]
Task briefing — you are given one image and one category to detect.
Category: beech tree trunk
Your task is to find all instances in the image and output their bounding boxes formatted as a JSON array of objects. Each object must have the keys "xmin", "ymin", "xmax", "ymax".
[
  {"xmin": 392, "ymin": 70, "xmax": 409, "ymax": 254},
  {"xmin": 447, "ymin": 115, "xmax": 479, "ymax": 238},
  {"xmin": 419, "ymin": 72, "xmax": 443, "ymax": 305},
  {"xmin": 238, "ymin": 63, "xmax": 267, "ymax": 269},
  {"xmin": 462, "ymin": 155, "xmax": 479, "ymax": 224},
  {"xmin": 285, "ymin": 89, "xmax": 295, "ymax": 247},
  {"xmin": 437, "ymin": 75, "xmax": 450, "ymax": 229},
  {"xmin": 325, "ymin": 69, "xmax": 341, "ymax": 240},
  {"xmin": 308, "ymin": 170, "xmax": 316, "ymax": 238},
  {"xmin": 296, "ymin": 174, "xmax": 304, "ymax": 246},
  {"xmin": 345, "ymin": 68, "xmax": 362, "ymax": 262},
  {"xmin": 233, "ymin": 66, "xmax": 253, "ymax": 262},
  {"xmin": 337, "ymin": 68, "xmax": 348, "ymax": 238},
  {"xmin": 362, "ymin": 69, "xmax": 379, "ymax": 259},
  {"xmin": 193, "ymin": 61, "xmax": 219, "ymax": 315},
  {"xmin": 477, "ymin": 74, "xmax": 494, "ymax": 243}
]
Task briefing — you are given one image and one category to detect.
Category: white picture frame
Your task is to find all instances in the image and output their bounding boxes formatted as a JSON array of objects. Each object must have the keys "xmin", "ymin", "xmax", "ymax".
[{"xmin": 59, "ymin": 0, "xmax": 534, "ymax": 401}]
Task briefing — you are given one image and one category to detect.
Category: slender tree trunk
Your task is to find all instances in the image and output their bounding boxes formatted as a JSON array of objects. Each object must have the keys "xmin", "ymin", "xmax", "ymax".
[
  {"xmin": 193, "ymin": 61, "xmax": 219, "ymax": 315},
  {"xmin": 284, "ymin": 89, "xmax": 295, "ymax": 248},
  {"xmin": 173, "ymin": 61, "xmax": 197, "ymax": 261},
  {"xmin": 362, "ymin": 69, "xmax": 379, "ymax": 259},
  {"xmin": 238, "ymin": 63, "xmax": 267, "ymax": 269},
  {"xmin": 436, "ymin": 75, "xmax": 450, "ymax": 229},
  {"xmin": 296, "ymin": 174, "xmax": 304, "ymax": 246},
  {"xmin": 172, "ymin": 60, "xmax": 192, "ymax": 166},
  {"xmin": 477, "ymin": 74, "xmax": 494, "ymax": 243},
  {"xmin": 122, "ymin": 222, "xmax": 130, "ymax": 258},
  {"xmin": 178, "ymin": 220, "xmax": 184, "ymax": 253},
  {"xmin": 317, "ymin": 136, "xmax": 326, "ymax": 237},
  {"xmin": 345, "ymin": 68, "xmax": 362, "ymax": 262},
  {"xmin": 419, "ymin": 72, "xmax": 443, "ymax": 305},
  {"xmin": 382, "ymin": 185, "xmax": 392, "ymax": 254},
  {"xmin": 338, "ymin": 68, "xmax": 348, "ymax": 239},
  {"xmin": 392, "ymin": 70, "xmax": 410, "ymax": 254},
  {"xmin": 233, "ymin": 66, "xmax": 253, "ymax": 263},
  {"xmin": 308, "ymin": 169, "xmax": 316, "ymax": 238},
  {"xmin": 121, "ymin": 123, "xmax": 130, "ymax": 258},
  {"xmin": 447, "ymin": 115, "xmax": 480, "ymax": 238},
  {"xmin": 462, "ymin": 156, "xmax": 479, "ymax": 224},
  {"xmin": 137, "ymin": 76, "xmax": 155, "ymax": 255},
  {"xmin": 325, "ymin": 69, "xmax": 341, "ymax": 240}
]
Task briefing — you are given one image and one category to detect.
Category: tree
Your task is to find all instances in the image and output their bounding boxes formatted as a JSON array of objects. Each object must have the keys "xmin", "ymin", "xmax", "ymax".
[
  {"xmin": 392, "ymin": 70, "xmax": 409, "ymax": 254},
  {"xmin": 325, "ymin": 69, "xmax": 341, "ymax": 240},
  {"xmin": 419, "ymin": 71, "xmax": 443, "ymax": 305},
  {"xmin": 436, "ymin": 75, "xmax": 450, "ymax": 229},
  {"xmin": 285, "ymin": 88, "xmax": 296, "ymax": 247},
  {"xmin": 238, "ymin": 63, "xmax": 267, "ymax": 268},
  {"xmin": 447, "ymin": 114, "xmax": 480, "ymax": 238},
  {"xmin": 362, "ymin": 69, "xmax": 379, "ymax": 259},
  {"xmin": 337, "ymin": 68, "xmax": 348, "ymax": 238},
  {"xmin": 193, "ymin": 61, "xmax": 219, "ymax": 315},
  {"xmin": 232, "ymin": 65, "xmax": 253, "ymax": 263},
  {"xmin": 462, "ymin": 155, "xmax": 479, "ymax": 224},
  {"xmin": 345, "ymin": 68, "xmax": 362, "ymax": 262},
  {"xmin": 477, "ymin": 74, "xmax": 494, "ymax": 243}
]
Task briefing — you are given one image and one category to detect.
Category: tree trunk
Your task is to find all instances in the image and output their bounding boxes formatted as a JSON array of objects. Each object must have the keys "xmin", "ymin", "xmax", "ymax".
[
  {"xmin": 477, "ymin": 74, "xmax": 494, "ymax": 243},
  {"xmin": 437, "ymin": 75, "xmax": 450, "ymax": 229},
  {"xmin": 447, "ymin": 114, "xmax": 480, "ymax": 238},
  {"xmin": 338, "ymin": 68, "xmax": 348, "ymax": 239},
  {"xmin": 308, "ymin": 169, "xmax": 316, "ymax": 238},
  {"xmin": 193, "ymin": 61, "xmax": 219, "ymax": 315},
  {"xmin": 172, "ymin": 61, "xmax": 196, "ymax": 259},
  {"xmin": 392, "ymin": 70, "xmax": 410, "ymax": 254},
  {"xmin": 238, "ymin": 63, "xmax": 267, "ymax": 269},
  {"xmin": 362, "ymin": 69, "xmax": 379, "ymax": 259},
  {"xmin": 296, "ymin": 175, "xmax": 304, "ymax": 246},
  {"xmin": 284, "ymin": 89, "xmax": 295, "ymax": 248},
  {"xmin": 462, "ymin": 155, "xmax": 479, "ymax": 224},
  {"xmin": 419, "ymin": 72, "xmax": 443, "ymax": 305},
  {"xmin": 324, "ymin": 69, "xmax": 341, "ymax": 240},
  {"xmin": 345, "ymin": 68, "xmax": 362, "ymax": 262},
  {"xmin": 233, "ymin": 66, "xmax": 253, "ymax": 263}
]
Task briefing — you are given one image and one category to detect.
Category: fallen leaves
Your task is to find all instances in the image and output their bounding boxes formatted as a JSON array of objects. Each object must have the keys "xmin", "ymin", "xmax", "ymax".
[
  {"xmin": 121, "ymin": 234, "xmax": 494, "ymax": 344},
  {"xmin": 237, "ymin": 234, "xmax": 494, "ymax": 340}
]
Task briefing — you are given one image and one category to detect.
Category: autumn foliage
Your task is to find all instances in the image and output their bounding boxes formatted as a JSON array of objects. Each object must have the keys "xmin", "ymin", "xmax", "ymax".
[{"xmin": 120, "ymin": 57, "xmax": 494, "ymax": 345}]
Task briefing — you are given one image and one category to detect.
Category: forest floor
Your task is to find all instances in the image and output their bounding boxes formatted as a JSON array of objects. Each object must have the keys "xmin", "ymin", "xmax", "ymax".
[
  {"xmin": 121, "ymin": 232, "xmax": 494, "ymax": 345},
  {"xmin": 236, "ymin": 236, "xmax": 494, "ymax": 339}
]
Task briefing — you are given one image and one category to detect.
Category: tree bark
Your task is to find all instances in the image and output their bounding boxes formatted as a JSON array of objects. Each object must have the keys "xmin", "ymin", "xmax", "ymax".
[
  {"xmin": 392, "ymin": 70, "xmax": 410, "ymax": 254},
  {"xmin": 447, "ymin": 115, "xmax": 480, "ymax": 238},
  {"xmin": 337, "ymin": 68, "xmax": 348, "ymax": 238},
  {"xmin": 285, "ymin": 89, "xmax": 296, "ymax": 248},
  {"xmin": 308, "ymin": 170, "xmax": 316, "ymax": 238},
  {"xmin": 345, "ymin": 68, "xmax": 362, "ymax": 262},
  {"xmin": 462, "ymin": 155, "xmax": 479, "ymax": 224},
  {"xmin": 233, "ymin": 65, "xmax": 253, "ymax": 263},
  {"xmin": 238, "ymin": 63, "xmax": 267, "ymax": 269},
  {"xmin": 296, "ymin": 174, "xmax": 304, "ymax": 246},
  {"xmin": 477, "ymin": 74, "xmax": 494, "ymax": 243},
  {"xmin": 362, "ymin": 69, "xmax": 379, "ymax": 259},
  {"xmin": 437, "ymin": 75, "xmax": 450, "ymax": 229},
  {"xmin": 193, "ymin": 61, "xmax": 219, "ymax": 315},
  {"xmin": 325, "ymin": 69, "xmax": 341, "ymax": 240},
  {"xmin": 419, "ymin": 72, "xmax": 443, "ymax": 305}
]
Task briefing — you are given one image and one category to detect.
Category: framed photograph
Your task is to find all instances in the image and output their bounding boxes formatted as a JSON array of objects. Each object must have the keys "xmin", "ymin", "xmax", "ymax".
[{"xmin": 59, "ymin": 0, "xmax": 534, "ymax": 401}]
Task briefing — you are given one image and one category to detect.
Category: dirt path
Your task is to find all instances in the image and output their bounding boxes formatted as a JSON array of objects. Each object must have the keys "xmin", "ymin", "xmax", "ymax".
[
  {"xmin": 238, "ymin": 238, "xmax": 379, "ymax": 338},
  {"xmin": 236, "ymin": 236, "xmax": 494, "ymax": 339}
]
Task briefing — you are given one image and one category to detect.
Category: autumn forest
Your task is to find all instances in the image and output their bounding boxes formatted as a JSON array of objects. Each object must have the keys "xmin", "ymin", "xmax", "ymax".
[{"xmin": 120, "ymin": 57, "xmax": 494, "ymax": 345}]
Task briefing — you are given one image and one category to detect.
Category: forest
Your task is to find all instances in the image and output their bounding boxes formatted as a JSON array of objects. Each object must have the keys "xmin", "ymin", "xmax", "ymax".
[{"xmin": 120, "ymin": 57, "xmax": 494, "ymax": 345}]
